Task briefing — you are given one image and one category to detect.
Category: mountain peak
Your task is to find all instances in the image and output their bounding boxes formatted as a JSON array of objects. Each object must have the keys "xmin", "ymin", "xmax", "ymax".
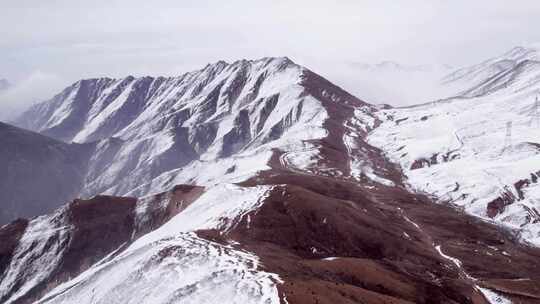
[
  {"xmin": 441, "ymin": 44, "xmax": 540, "ymax": 98},
  {"xmin": 232, "ymin": 56, "xmax": 294, "ymax": 65},
  {"xmin": 502, "ymin": 45, "xmax": 539, "ymax": 62},
  {"xmin": 66, "ymin": 57, "xmax": 301, "ymax": 92},
  {"xmin": 12, "ymin": 55, "xmax": 370, "ymax": 197}
]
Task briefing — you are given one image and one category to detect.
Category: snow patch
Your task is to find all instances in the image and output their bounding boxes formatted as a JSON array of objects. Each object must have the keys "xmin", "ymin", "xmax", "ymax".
[
  {"xmin": 478, "ymin": 287, "xmax": 512, "ymax": 304},
  {"xmin": 37, "ymin": 233, "xmax": 281, "ymax": 304}
]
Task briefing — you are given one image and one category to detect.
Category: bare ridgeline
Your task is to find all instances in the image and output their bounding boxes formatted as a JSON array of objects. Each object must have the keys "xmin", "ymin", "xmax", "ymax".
[{"xmin": 1, "ymin": 47, "xmax": 540, "ymax": 304}]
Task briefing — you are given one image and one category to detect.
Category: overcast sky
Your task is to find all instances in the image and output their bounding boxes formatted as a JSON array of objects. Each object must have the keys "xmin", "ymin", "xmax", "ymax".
[{"xmin": 1, "ymin": 0, "xmax": 540, "ymax": 113}]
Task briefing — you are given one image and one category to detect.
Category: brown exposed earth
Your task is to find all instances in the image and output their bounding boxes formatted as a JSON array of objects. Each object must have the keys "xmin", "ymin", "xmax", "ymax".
[
  {"xmin": 232, "ymin": 173, "xmax": 540, "ymax": 303},
  {"xmin": 0, "ymin": 185, "xmax": 205, "ymax": 304},
  {"xmin": 3, "ymin": 171, "xmax": 540, "ymax": 303},
  {"xmin": 229, "ymin": 79, "xmax": 540, "ymax": 303}
]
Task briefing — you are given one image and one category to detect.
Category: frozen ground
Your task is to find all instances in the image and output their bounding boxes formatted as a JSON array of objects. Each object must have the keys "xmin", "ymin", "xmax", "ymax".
[{"xmin": 369, "ymin": 45, "xmax": 540, "ymax": 246}]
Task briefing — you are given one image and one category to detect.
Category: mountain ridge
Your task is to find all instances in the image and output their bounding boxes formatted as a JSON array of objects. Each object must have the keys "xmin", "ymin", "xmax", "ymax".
[
  {"xmin": 2, "ymin": 53, "xmax": 540, "ymax": 303},
  {"xmin": 7, "ymin": 56, "xmax": 377, "ymax": 218}
]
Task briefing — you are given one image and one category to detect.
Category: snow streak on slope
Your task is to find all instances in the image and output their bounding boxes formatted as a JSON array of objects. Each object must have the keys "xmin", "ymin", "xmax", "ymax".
[
  {"xmin": 478, "ymin": 287, "xmax": 512, "ymax": 304},
  {"xmin": 434, "ymin": 244, "xmax": 513, "ymax": 304},
  {"xmin": 343, "ymin": 107, "xmax": 399, "ymax": 187},
  {"xmin": 37, "ymin": 234, "xmax": 280, "ymax": 304},
  {"xmin": 125, "ymin": 148, "xmax": 274, "ymax": 196},
  {"xmin": 369, "ymin": 46, "xmax": 540, "ymax": 246},
  {"xmin": 0, "ymin": 208, "xmax": 69, "ymax": 304},
  {"xmin": 133, "ymin": 184, "xmax": 273, "ymax": 246},
  {"xmin": 35, "ymin": 185, "xmax": 281, "ymax": 304},
  {"xmin": 442, "ymin": 44, "xmax": 540, "ymax": 98},
  {"xmin": 120, "ymin": 93, "xmax": 328, "ymax": 197}
]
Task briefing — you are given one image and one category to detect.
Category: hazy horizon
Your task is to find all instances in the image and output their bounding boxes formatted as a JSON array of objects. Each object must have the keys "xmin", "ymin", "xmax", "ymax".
[{"xmin": 1, "ymin": 0, "xmax": 540, "ymax": 118}]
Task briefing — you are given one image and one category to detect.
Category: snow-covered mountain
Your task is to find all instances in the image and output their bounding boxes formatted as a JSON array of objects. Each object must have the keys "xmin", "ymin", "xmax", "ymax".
[
  {"xmin": 341, "ymin": 45, "xmax": 540, "ymax": 107},
  {"xmin": 15, "ymin": 57, "xmax": 375, "ymax": 199},
  {"xmin": 442, "ymin": 45, "xmax": 540, "ymax": 98},
  {"xmin": 0, "ymin": 185, "xmax": 283, "ymax": 304},
  {"xmin": 369, "ymin": 45, "xmax": 540, "ymax": 247},
  {"xmin": 2, "ymin": 55, "xmax": 540, "ymax": 304}
]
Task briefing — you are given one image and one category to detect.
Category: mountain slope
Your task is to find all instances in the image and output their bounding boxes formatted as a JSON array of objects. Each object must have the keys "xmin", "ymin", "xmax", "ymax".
[
  {"xmin": 442, "ymin": 45, "xmax": 540, "ymax": 98},
  {"xmin": 2, "ymin": 130, "xmax": 540, "ymax": 303},
  {"xmin": 369, "ymin": 46, "xmax": 540, "ymax": 246},
  {"xmin": 0, "ymin": 122, "xmax": 91, "ymax": 224},
  {"xmin": 15, "ymin": 57, "xmax": 374, "ymax": 199},
  {"xmin": 2, "ymin": 56, "xmax": 539, "ymax": 304},
  {"xmin": 15, "ymin": 58, "xmax": 331, "ymax": 144}
]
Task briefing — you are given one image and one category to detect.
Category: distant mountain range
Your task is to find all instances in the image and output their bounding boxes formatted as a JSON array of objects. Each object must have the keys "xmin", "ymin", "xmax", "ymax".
[{"xmin": 348, "ymin": 60, "xmax": 453, "ymax": 73}]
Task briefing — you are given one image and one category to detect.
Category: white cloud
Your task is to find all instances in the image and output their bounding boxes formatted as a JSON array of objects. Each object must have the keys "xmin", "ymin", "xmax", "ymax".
[
  {"xmin": 0, "ymin": 71, "xmax": 67, "ymax": 121},
  {"xmin": 1, "ymin": 0, "xmax": 540, "ymax": 107}
]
